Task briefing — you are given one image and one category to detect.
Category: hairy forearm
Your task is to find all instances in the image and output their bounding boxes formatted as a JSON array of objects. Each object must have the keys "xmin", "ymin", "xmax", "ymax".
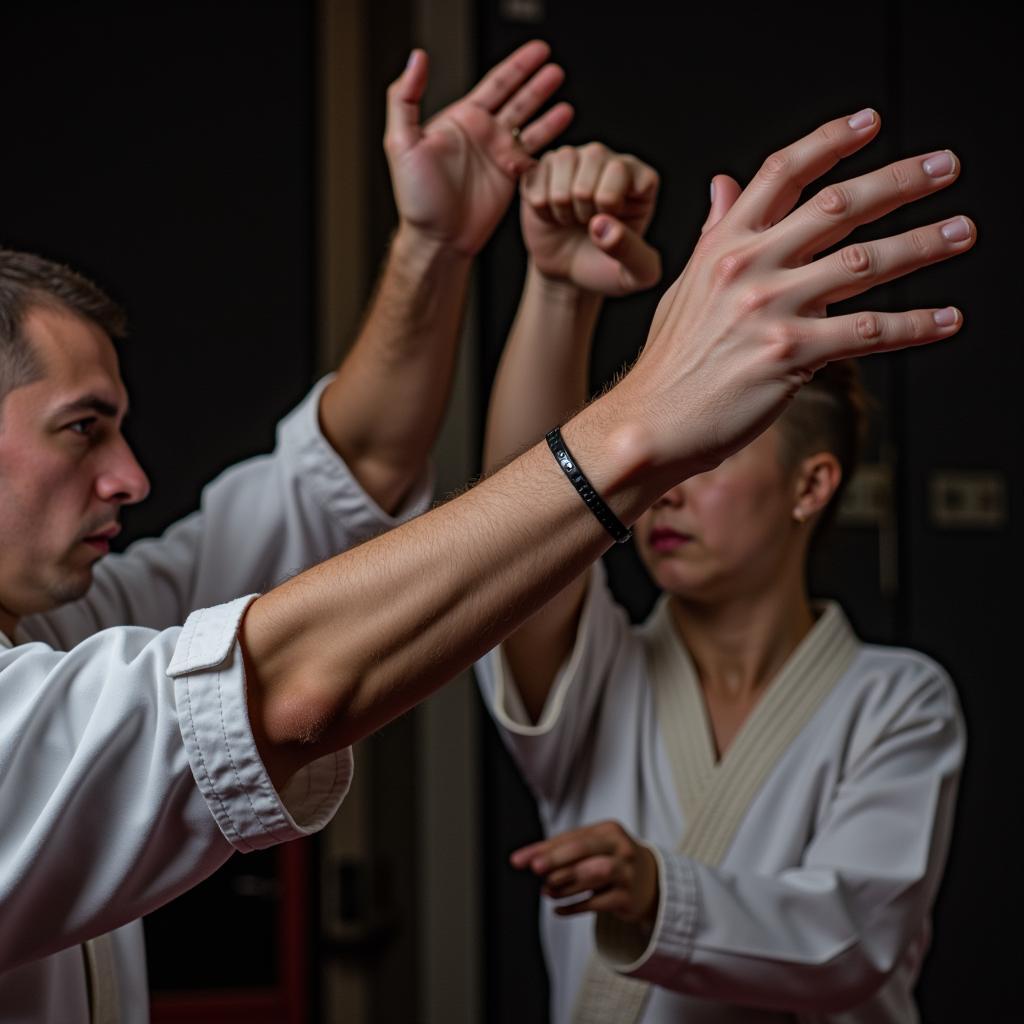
[
  {"xmin": 242, "ymin": 388, "xmax": 669, "ymax": 788},
  {"xmin": 484, "ymin": 263, "xmax": 603, "ymax": 473},
  {"xmin": 319, "ymin": 225, "xmax": 472, "ymax": 513}
]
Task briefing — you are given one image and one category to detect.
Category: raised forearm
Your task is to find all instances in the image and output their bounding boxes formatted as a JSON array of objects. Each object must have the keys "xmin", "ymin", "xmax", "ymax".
[
  {"xmin": 483, "ymin": 263, "xmax": 606, "ymax": 716},
  {"xmin": 319, "ymin": 226, "xmax": 471, "ymax": 513},
  {"xmin": 484, "ymin": 262, "xmax": 603, "ymax": 473},
  {"xmin": 243, "ymin": 389, "xmax": 670, "ymax": 789},
  {"xmin": 247, "ymin": 108, "xmax": 974, "ymax": 787}
]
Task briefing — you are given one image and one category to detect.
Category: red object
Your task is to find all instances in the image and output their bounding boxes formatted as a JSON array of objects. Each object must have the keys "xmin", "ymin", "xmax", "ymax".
[{"xmin": 151, "ymin": 842, "xmax": 309, "ymax": 1024}]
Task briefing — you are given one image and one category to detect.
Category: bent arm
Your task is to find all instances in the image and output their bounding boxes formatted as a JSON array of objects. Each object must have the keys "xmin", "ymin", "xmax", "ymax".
[
  {"xmin": 483, "ymin": 264, "xmax": 603, "ymax": 719},
  {"xmin": 484, "ymin": 143, "xmax": 662, "ymax": 720},
  {"xmin": 319, "ymin": 228, "xmax": 470, "ymax": 513},
  {"xmin": 0, "ymin": 611, "xmax": 350, "ymax": 972},
  {"xmin": 599, "ymin": 677, "xmax": 965, "ymax": 1012},
  {"xmin": 243, "ymin": 394, "xmax": 667, "ymax": 789},
  {"xmin": 240, "ymin": 104, "xmax": 974, "ymax": 789}
]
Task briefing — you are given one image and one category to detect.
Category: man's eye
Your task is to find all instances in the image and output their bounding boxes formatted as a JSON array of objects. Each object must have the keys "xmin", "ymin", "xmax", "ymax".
[{"xmin": 67, "ymin": 418, "xmax": 97, "ymax": 436}]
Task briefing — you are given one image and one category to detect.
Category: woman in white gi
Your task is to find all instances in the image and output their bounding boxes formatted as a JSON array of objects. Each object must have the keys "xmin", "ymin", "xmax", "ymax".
[{"xmin": 477, "ymin": 143, "xmax": 965, "ymax": 1023}]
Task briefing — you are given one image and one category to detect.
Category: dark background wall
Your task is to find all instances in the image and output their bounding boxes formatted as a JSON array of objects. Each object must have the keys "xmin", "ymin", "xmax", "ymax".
[
  {"xmin": 1, "ymin": 1, "xmax": 1019, "ymax": 1021},
  {"xmin": 1, "ymin": 0, "xmax": 317, "ymax": 1003},
  {"xmin": 477, "ymin": 3, "xmax": 1020, "ymax": 1023}
]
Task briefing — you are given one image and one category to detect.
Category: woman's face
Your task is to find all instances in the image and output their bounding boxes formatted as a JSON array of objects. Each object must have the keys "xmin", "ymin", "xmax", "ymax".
[{"xmin": 635, "ymin": 424, "xmax": 804, "ymax": 604}]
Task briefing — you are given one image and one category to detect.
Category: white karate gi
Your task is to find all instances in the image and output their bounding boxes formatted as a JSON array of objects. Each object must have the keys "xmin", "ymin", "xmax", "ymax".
[
  {"xmin": 477, "ymin": 563, "xmax": 965, "ymax": 1024},
  {"xmin": 0, "ymin": 378, "xmax": 431, "ymax": 1023}
]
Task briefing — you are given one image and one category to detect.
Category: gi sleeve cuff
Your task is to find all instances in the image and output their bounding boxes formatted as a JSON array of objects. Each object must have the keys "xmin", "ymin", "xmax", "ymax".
[
  {"xmin": 278, "ymin": 374, "xmax": 434, "ymax": 535},
  {"xmin": 596, "ymin": 845, "xmax": 699, "ymax": 985},
  {"xmin": 490, "ymin": 564, "xmax": 601, "ymax": 736},
  {"xmin": 169, "ymin": 595, "xmax": 353, "ymax": 853}
]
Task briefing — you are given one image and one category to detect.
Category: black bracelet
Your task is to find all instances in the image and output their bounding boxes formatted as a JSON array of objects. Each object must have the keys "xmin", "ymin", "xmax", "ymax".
[{"xmin": 545, "ymin": 427, "xmax": 632, "ymax": 545}]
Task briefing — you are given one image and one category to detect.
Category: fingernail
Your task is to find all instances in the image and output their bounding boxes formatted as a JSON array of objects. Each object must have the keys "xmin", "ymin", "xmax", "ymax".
[
  {"xmin": 709, "ymin": 180, "xmax": 716, "ymax": 204},
  {"xmin": 406, "ymin": 49, "xmax": 417, "ymax": 68},
  {"xmin": 593, "ymin": 217, "xmax": 611, "ymax": 240},
  {"xmin": 923, "ymin": 151, "xmax": 956, "ymax": 177},
  {"xmin": 933, "ymin": 307, "xmax": 960, "ymax": 327},
  {"xmin": 847, "ymin": 108, "xmax": 876, "ymax": 131},
  {"xmin": 940, "ymin": 216, "xmax": 971, "ymax": 242}
]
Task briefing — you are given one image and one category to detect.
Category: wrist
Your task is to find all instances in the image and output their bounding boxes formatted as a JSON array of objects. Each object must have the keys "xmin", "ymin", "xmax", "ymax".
[
  {"xmin": 393, "ymin": 221, "xmax": 473, "ymax": 274},
  {"xmin": 527, "ymin": 260, "xmax": 605, "ymax": 309},
  {"xmin": 557, "ymin": 393, "xmax": 660, "ymax": 528}
]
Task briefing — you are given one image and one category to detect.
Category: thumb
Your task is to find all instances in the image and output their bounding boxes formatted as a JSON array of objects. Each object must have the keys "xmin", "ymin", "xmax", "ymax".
[
  {"xmin": 384, "ymin": 49, "xmax": 429, "ymax": 157},
  {"xmin": 701, "ymin": 174, "xmax": 742, "ymax": 233},
  {"xmin": 590, "ymin": 215, "xmax": 662, "ymax": 292}
]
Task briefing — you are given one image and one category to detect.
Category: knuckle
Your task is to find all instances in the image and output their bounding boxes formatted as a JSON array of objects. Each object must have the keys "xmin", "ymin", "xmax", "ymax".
[
  {"xmin": 839, "ymin": 243, "xmax": 872, "ymax": 277},
  {"xmin": 712, "ymin": 250, "xmax": 751, "ymax": 286},
  {"xmin": 908, "ymin": 311, "xmax": 927, "ymax": 342},
  {"xmin": 855, "ymin": 313, "xmax": 885, "ymax": 346},
  {"xmin": 814, "ymin": 184, "xmax": 851, "ymax": 218},
  {"xmin": 909, "ymin": 228, "xmax": 933, "ymax": 259},
  {"xmin": 760, "ymin": 149, "xmax": 792, "ymax": 182},
  {"xmin": 818, "ymin": 120, "xmax": 844, "ymax": 151},
  {"xmin": 765, "ymin": 322, "xmax": 801, "ymax": 363},
  {"xmin": 738, "ymin": 285, "xmax": 774, "ymax": 315},
  {"xmin": 581, "ymin": 141, "xmax": 607, "ymax": 158},
  {"xmin": 888, "ymin": 161, "xmax": 914, "ymax": 198},
  {"xmin": 571, "ymin": 184, "xmax": 594, "ymax": 203}
]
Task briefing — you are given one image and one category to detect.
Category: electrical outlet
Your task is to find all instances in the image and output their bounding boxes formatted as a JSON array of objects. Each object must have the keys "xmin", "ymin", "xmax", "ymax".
[{"xmin": 929, "ymin": 470, "xmax": 1008, "ymax": 530}]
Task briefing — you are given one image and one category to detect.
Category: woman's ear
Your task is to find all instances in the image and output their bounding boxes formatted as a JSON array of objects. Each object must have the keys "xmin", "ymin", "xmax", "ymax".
[{"xmin": 792, "ymin": 452, "xmax": 843, "ymax": 525}]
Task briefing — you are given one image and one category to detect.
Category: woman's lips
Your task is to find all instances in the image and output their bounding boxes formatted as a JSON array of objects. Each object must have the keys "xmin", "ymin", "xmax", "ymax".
[{"xmin": 648, "ymin": 527, "xmax": 693, "ymax": 553}]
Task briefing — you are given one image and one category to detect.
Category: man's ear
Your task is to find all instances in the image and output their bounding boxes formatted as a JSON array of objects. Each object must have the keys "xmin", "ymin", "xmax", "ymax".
[{"xmin": 791, "ymin": 452, "xmax": 842, "ymax": 525}]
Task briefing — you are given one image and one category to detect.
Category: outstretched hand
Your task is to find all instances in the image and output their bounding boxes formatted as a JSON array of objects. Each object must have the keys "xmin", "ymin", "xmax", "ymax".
[
  {"xmin": 512, "ymin": 820, "xmax": 659, "ymax": 925},
  {"xmin": 521, "ymin": 144, "xmax": 662, "ymax": 296},
  {"xmin": 615, "ymin": 110, "xmax": 976, "ymax": 480},
  {"xmin": 384, "ymin": 41, "xmax": 574, "ymax": 257}
]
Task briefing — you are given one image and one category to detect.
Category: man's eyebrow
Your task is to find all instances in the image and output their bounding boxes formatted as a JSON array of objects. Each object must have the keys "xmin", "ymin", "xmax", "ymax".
[{"xmin": 51, "ymin": 395, "xmax": 127, "ymax": 420}]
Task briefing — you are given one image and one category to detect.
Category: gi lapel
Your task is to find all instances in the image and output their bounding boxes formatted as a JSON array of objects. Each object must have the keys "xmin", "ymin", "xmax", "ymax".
[
  {"xmin": 82, "ymin": 934, "xmax": 121, "ymax": 1024},
  {"xmin": 572, "ymin": 599, "xmax": 858, "ymax": 1024}
]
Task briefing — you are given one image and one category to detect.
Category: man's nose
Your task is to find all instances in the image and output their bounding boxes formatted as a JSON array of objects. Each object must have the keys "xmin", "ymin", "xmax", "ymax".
[{"xmin": 94, "ymin": 437, "xmax": 151, "ymax": 505}]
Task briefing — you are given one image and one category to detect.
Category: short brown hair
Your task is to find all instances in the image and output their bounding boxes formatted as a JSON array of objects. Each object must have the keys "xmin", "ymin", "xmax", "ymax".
[
  {"xmin": 0, "ymin": 248, "xmax": 126, "ymax": 401},
  {"xmin": 776, "ymin": 360, "xmax": 869, "ymax": 532}
]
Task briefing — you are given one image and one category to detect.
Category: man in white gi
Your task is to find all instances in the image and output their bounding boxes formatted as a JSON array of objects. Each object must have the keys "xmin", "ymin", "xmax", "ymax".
[
  {"xmin": 0, "ymin": 40, "xmax": 572, "ymax": 1021},
  {"xmin": 0, "ymin": 44, "xmax": 975, "ymax": 1024}
]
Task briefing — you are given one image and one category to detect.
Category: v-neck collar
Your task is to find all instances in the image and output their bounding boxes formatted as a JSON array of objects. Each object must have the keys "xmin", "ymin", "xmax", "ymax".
[{"xmin": 643, "ymin": 596, "xmax": 859, "ymax": 837}]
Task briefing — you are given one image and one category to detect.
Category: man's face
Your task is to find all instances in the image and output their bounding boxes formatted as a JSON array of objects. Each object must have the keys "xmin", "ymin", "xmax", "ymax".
[{"xmin": 0, "ymin": 306, "xmax": 149, "ymax": 629}]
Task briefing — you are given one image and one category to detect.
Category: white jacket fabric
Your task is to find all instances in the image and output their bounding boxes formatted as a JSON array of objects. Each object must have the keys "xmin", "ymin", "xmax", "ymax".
[
  {"xmin": 476, "ymin": 563, "xmax": 965, "ymax": 1024},
  {"xmin": 0, "ymin": 378, "xmax": 431, "ymax": 1022}
]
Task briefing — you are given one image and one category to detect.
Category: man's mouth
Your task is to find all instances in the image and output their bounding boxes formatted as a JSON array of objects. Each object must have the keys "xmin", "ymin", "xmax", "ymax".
[{"xmin": 81, "ymin": 523, "xmax": 121, "ymax": 554}]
